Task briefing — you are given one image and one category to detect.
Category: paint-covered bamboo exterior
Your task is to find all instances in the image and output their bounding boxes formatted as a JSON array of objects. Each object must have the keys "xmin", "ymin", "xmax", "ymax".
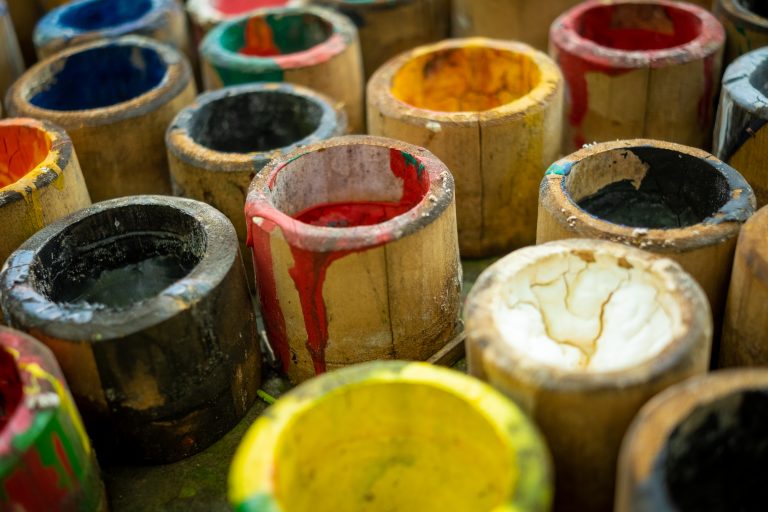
[
  {"xmin": 200, "ymin": 6, "xmax": 364, "ymax": 132},
  {"xmin": 6, "ymin": 36, "xmax": 196, "ymax": 202},
  {"xmin": 538, "ymin": 139, "xmax": 755, "ymax": 323},
  {"xmin": 721, "ymin": 205, "xmax": 768, "ymax": 367},
  {"xmin": 465, "ymin": 239, "xmax": 712, "ymax": 512},
  {"xmin": 0, "ymin": 0, "xmax": 24, "ymax": 102},
  {"xmin": 0, "ymin": 118, "xmax": 90, "ymax": 270},
  {"xmin": 245, "ymin": 136, "xmax": 461, "ymax": 383},
  {"xmin": 0, "ymin": 327, "xmax": 107, "ymax": 511},
  {"xmin": 316, "ymin": 0, "xmax": 450, "ymax": 79},
  {"xmin": 368, "ymin": 38, "xmax": 563, "ymax": 257},
  {"xmin": 551, "ymin": 0, "xmax": 725, "ymax": 152},
  {"xmin": 714, "ymin": 0, "xmax": 768, "ymax": 66},
  {"xmin": 0, "ymin": 196, "xmax": 260, "ymax": 463},
  {"xmin": 714, "ymin": 48, "xmax": 768, "ymax": 207},
  {"xmin": 34, "ymin": 0, "xmax": 192, "ymax": 61},
  {"xmin": 451, "ymin": 0, "xmax": 582, "ymax": 51}
]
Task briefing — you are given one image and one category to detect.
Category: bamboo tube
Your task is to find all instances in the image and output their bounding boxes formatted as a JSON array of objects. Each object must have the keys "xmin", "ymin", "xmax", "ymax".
[
  {"xmin": 200, "ymin": 6, "xmax": 364, "ymax": 131},
  {"xmin": 551, "ymin": 0, "xmax": 725, "ymax": 152},
  {"xmin": 451, "ymin": 0, "xmax": 582, "ymax": 51},
  {"xmin": 6, "ymin": 36, "xmax": 196, "ymax": 202},
  {"xmin": 720, "ymin": 205, "xmax": 768, "ymax": 367},
  {"xmin": 166, "ymin": 82, "xmax": 347, "ymax": 286},
  {"xmin": 5, "ymin": 0, "xmax": 43, "ymax": 65},
  {"xmin": 0, "ymin": 327, "xmax": 107, "ymax": 511},
  {"xmin": 714, "ymin": 48, "xmax": 768, "ymax": 208},
  {"xmin": 714, "ymin": 0, "xmax": 768, "ymax": 66},
  {"xmin": 245, "ymin": 135, "xmax": 461, "ymax": 383},
  {"xmin": 316, "ymin": 0, "xmax": 450, "ymax": 79},
  {"xmin": 465, "ymin": 238, "xmax": 712, "ymax": 512},
  {"xmin": 33, "ymin": 0, "xmax": 192, "ymax": 61},
  {"xmin": 616, "ymin": 369, "xmax": 768, "ymax": 511},
  {"xmin": 0, "ymin": 0, "xmax": 24, "ymax": 102},
  {"xmin": 0, "ymin": 118, "xmax": 91, "ymax": 270},
  {"xmin": 0, "ymin": 196, "xmax": 260, "ymax": 463},
  {"xmin": 368, "ymin": 38, "xmax": 563, "ymax": 257},
  {"xmin": 230, "ymin": 361, "xmax": 553, "ymax": 512},
  {"xmin": 538, "ymin": 139, "xmax": 755, "ymax": 325}
]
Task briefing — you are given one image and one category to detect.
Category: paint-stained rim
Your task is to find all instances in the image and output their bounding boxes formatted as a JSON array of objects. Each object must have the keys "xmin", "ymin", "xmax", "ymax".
[
  {"xmin": 464, "ymin": 239, "xmax": 712, "ymax": 392},
  {"xmin": 0, "ymin": 196, "xmax": 237, "ymax": 341},
  {"xmin": 0, "ymin": 118, "xmax": 76, "ymax": 208},
  {"xmin": 200, "ymin": 6, "xmax": 355, "ymax": 74},
  {"xmin": 34, "ymin": 0, "xmax": 181, "ymax": 52},
  {"xmin": 166, "ymin": 82, "xmax": 347, "ymax": 173},
  {"xmin": 368, "ymin": 37, "xmax": 563, "ymax": 126},
  {"xmin": 617, "ymin": 368, "xmax": 768, "ymax": 510},
  {"xmin": 550, "ymin": 0, "xmax": 725, "ymax": 69},
  {"xmin": 187, "ymin": 0, "xmax": 307, "ymax": 28},
  {"xmin": 5, "ymin": 36, "xmax": 192, "ymax": 127},
  {"xmin": 716, "ymin": 0, "xmax": 768, "ymax": 29},
  {"xmin": 720, "ymin": 47, "xmax": 768, "ymax": 117},
  {"xmin": 228, "ymin": 361, "xmax": 553, "ymax": 512},
  {"xmin": 245, "ymin": 135, "xmax": 455, "ymax": 252},
  {"xmin": 540, "ymin": 139, "xmax": 755, "ymax": 252}
]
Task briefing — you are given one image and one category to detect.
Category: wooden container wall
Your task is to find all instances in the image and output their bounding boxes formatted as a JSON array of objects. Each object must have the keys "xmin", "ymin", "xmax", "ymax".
[
  {"xmin": 5, "ymin": 0, "xmax": 43, "ymax": 65},
  {"xmin": 0, "ymin": 0, "xmax": 24, "ymax": 104},
  {"xmin": 714, "ymin": 0, "xmax": 768, "ymax": 66}
]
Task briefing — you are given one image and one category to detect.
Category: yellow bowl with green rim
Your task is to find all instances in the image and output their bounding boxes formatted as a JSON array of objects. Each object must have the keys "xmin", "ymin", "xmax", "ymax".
[{"xmin": 229, "ymin": 361, "xmax": 552, "ymax": 512}]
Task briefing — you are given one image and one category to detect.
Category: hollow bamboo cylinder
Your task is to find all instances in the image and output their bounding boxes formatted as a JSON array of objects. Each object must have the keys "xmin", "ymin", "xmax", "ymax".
[
  {"xmin": 0, "ymin": 195, "xmax": 260, "ymax": 463},
  {"xmin": 451, "ymin": 0, "xmax": 582, "ymax": 51},
  {"xmin": 538, "ymin": 139, "xmax": 755, "ymax": 325},
  {"xmin": 720, "ymin": 205, "xmax": 768, "ymax": 367},
  {"xmin": 368, "ymin": 38, "xmax": 563, "ymax": 257},
  {"xmin": 245, "ymin": 135, "xmax": 461, "ymax": 383},
  {"xmin": 5, "ymin": 0, "xmax": 42, "ymax": 66},
  {"xmin": 551, "ymin": 0, "xmax": 725, "ymax": 152},
  {"xmin": 714, "ymin": 48, "xmax": 768, "ymax": 208},
  {"xmin": 465, "ymin": 238, "xmax": 713, "ymax": 512},
  {"xmin": 0, "ymin": 118, "xmax": 91, "ymax": 270},
  {"xmin": 0, "ymin": 0, "xmax": 24, "ymax": 102},
  {"xmin": 714, "ymin": 0, "xmax": 768, "ymax": 66},
  {"xmin": 230, "ymin": 361, "xmax": 553, "ymax": 512},
  {"xmin": 34, "ymin": 0, "xmax": 192, "ymax": 61},
  {"xmin": 616, "ymin": 369, "xmax": 768, "ymax": 511},
  {"xmin": 0, "ymin": 327, "xmax": 107, "ymax": 511},
  {"xmin": 166, "ymin": 82, "xmax": 347, "ymax": 286},
  {"xmin": 316, "ymin": 0, "xmax": 450, "ymax": 79},
  {"xmin": 200, "ymin": 6, "xmax": 364, "ymax": 132},
  {"xmin": 6, "ymin": 36, "xmax": 196, "ymax": 202},
  {"xmin": 187, "ymin": 0, "xmax": 307, "ymax": 45}
]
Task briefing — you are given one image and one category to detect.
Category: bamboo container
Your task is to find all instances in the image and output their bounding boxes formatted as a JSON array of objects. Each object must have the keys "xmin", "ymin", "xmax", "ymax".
[
  {"xmin": 33, "ymin": 0, "xmax": 192, "ymax": 61},
  {"xmin": 551, "ymin": 0, "xmax": 725, "ymax": 152},
  {"xmin": 0, "ymin": 327, "xmax": 107, "ymax": 511},
  {"xmin": 714, "ymin": 48, "xmax": 768, "ymax": 207},
  {"xmin": 538, "ymin": 139, "xmax": 755, "ymax": 325},
  {"xmin": 0, "ymin": 118, "xmax": 91, "ymax": 270},
  {"xmin": 230, "ymin": 361, "xmax": 553, "ymax": 512},
  {"xmin": 714, "ymin": 0, "xmax": 768, "ymax": 66},
  {"xmin": 166, "ymin": 82, "xmax": 346, "ymax": 286},
  {"xmin": 315, "ymin": 0, "xmax": 450, "ymax": 79},
  {"xmin": 245, "ymin": 135, "xmax": 461, "ymax": 383},
  {"xmin": 0, "ymin": 0, "xmax": 24, "ymax": 102},
  {"xmin": 451, "ymin": 0, "xmax": 582, "ymax": 51},
  {"xmin": 5, "ymin": 0, "xmax": 42, "ymax": 65},
  {"xmin": 6, "ymin": 36, "xmax": 196, "ymax": 202},
  {"xmin": 200, "ymin": 6, "xmax": 364, "ymax": 132},
  {"xmin": 0, "ymin": 195, "xmax": 260, "ymax": 463},
  {"xmin": 616, "ymin": 369, "xmax": 768, "ymax": 511},
  {"xmin": 720, "ymin": 205, "xmax": 768, "ymax": 367},
  {"xmin": 465, "ymin": 238, "xmax": 712, "ymax": 512},
  {"xmin": 368, "ymin": 38, "xmax": 563, "ymax": 257}
]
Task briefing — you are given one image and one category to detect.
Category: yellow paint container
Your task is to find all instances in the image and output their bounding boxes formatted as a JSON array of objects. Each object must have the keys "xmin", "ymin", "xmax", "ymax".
[{"xmin": 229, "ymin": 361, "xmax": 552, "ymax": 512}]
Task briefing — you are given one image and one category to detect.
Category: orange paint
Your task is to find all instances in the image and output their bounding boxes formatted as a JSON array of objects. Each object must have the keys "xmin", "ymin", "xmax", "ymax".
[
  {"xmin": 240, "ymin": 17, "xmax": 281, "ymax": 57},
  {"xmin": 0, "ymin": 126, "xmax": 51, "ymax": 189},
  {"xmin": 391, "ymin": 47, "xmax": 541, "ymax": 112}
]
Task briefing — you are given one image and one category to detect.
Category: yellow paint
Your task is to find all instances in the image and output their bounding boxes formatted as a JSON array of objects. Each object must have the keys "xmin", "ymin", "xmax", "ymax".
[
  {"xmin": 229, "ymin": 361, "xmax": 552, "ymax": 512},
  {"xmin": 391, "ymin": 45, "xmax": 541, "ymax": 112}
]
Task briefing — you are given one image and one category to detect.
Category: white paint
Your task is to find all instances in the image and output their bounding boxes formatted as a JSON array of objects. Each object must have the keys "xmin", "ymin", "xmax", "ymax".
[{"xmin": 492, "ymin": 251, "xmax": 680, "ymax": 372}]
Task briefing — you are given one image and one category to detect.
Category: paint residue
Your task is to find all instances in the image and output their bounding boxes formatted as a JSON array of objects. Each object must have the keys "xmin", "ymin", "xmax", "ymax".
[
  {"xmin": 295, "ymin": 202, "xmax": 414, "ymax": 227},
  {"xmin": 0, "ymin": 126, "xmax": 52, "ymax": 189},
  {"xmin": 240, "ymin": 17, "xmax": 280, "ymax": 56}
]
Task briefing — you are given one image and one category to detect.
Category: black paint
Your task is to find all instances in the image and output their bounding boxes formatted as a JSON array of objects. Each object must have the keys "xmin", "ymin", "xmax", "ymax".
[
  {"xmin": 577, "ymin": 148, "xmax": 730, "ymax": 229},
  {"xmin": 739, "ymin": 0, "xmax": 768, "ymax": 19}
]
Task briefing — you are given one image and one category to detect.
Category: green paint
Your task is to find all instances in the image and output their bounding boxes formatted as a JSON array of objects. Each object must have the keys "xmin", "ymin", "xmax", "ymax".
[
  {"xmin": 236, "ymin": 493, "xmax": 282, "ymax": 512},
  {"xmin": 400, "ymin": 151, "xmax": 425, "ymax": 178},
  {"xmin": 545, "ymin": 161, "xmax": 573, "ymax": 176},
  {"xmin": 266, "ymin": 14, "xmax": 330, "ymax": 55},
  {"xmin": 257, "ymin": 390, "xmax": 277, "ymax": 405}
]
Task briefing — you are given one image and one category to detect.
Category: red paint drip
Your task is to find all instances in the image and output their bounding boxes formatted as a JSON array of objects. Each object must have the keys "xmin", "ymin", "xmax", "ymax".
[
  {"xmin": 4, "ymin": 444, "xmax": 69, "ymax": 509},
  {"xmin": 214, "ymin": 0, "xmax": 288, "ymax": 16},
  {"xmin": 240, "ymin": 17, "xmax": 281, "ymax": 56},
  {"xmin": 245, "ymin": 150, "xmax": 428, "ymax": 375},
  {"xmin": 294, "ymin": 201, "xmax": 414, "ymax": 227}
]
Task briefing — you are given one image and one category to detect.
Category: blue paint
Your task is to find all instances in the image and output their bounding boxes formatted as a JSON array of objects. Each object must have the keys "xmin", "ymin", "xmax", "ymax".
[
  {"xmin": 30, "ymin": 44, "xmax": 167, "ymax": 111},
  {"xmin": 58, "ymin": 0, "xmax": 152, "ymax": 31},
  {"xmin": 545, "ymin": 161, "xmax": 574, "ymax": 176}
]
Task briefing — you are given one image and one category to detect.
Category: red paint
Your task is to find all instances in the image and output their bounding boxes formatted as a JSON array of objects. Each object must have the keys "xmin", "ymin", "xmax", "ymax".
[
  {"xmin": 294, "ymin": 201, "xmax": 415, "ymax": 227},
  {"xmin": 240, "ymin": 17, "xmax": 281, "ymax": 56},
  {"xmin": 214, "ymin": 0, "xmax": 288, "ymax": 16},
  {"xmin": 245, "ymin": 149, "xmax": 428, "ymax": 375},
  {"xmin": 4, "ymin": 442, "xmax": 69, "ymax": 509}
]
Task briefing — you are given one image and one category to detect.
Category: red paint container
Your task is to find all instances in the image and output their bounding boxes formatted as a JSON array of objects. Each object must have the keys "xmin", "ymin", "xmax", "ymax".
[{"xmin": 551, "ymin": 0, "xmax": 724, "ymax": 152}]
